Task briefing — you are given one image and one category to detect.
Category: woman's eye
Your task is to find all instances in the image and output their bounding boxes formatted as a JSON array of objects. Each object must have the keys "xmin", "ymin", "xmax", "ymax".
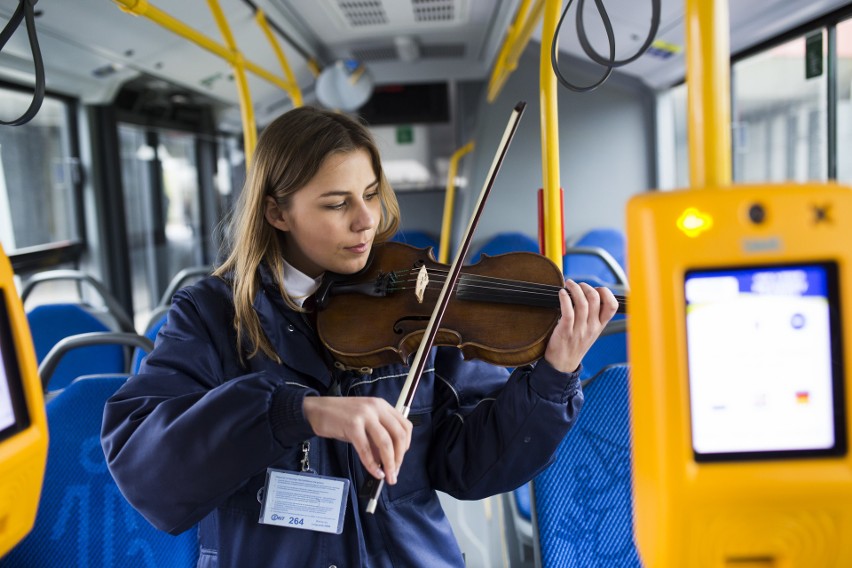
[
  {"xmin": 326, "ymin": 202, "xmax": 346, "ymax": 210},
  {"xmin": 365, "ymin": 191, "xmax": 379, "ymax": 201}
]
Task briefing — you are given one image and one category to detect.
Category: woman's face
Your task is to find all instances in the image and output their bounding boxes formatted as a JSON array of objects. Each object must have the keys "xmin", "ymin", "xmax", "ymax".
[{"xmin": 265, "ymin": 149, "xmax": 381, "ymax": 278}]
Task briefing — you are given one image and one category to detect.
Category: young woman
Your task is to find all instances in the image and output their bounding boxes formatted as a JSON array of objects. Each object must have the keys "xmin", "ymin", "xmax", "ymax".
[{"xmin": 101, "ymin": 106, "xmax": 619, "ymax": 567}]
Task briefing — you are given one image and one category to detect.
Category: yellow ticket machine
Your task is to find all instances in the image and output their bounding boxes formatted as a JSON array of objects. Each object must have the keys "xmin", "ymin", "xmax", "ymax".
[
  {"xmin": 627, "ymin": 183, "xmax": 852, "ymax": 567},
  {"xmin": 0, "ymin": 245, "xmax": 48, "ymax": 558}
]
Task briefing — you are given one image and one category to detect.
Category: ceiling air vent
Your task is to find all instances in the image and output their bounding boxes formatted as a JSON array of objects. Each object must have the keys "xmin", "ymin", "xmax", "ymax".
[
  {"xmin": 352, "ymin": 45, "xmax": 398, "ymax": 62},
  {"xmin": 412, "ymin": 0, "xmax": 456, "ymax": 22},
  {"xmin": 337, "ymin": 0, "xmax": 388, "ymax": 26}
]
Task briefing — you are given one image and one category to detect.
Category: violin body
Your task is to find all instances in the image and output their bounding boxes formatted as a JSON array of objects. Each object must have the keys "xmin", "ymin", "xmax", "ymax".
[{"xmin": 316, "ymin": 242, "xmax": 565, "ymax": 369}]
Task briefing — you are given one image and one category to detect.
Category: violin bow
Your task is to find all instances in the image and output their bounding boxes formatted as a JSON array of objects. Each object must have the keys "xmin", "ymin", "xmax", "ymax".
[{"xmin": 364, "ymin": 101, "xmax": 527, "ymax": 514}]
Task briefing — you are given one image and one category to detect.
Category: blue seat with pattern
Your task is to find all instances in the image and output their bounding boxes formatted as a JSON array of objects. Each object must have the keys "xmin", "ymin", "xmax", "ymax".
[
  {"xmin": 532, "ymin": 364, "xmax": 640, "ymax": 567},
  {"xmin": 1, "ymin": 375, "xmax": 198, "ymax": 567}
]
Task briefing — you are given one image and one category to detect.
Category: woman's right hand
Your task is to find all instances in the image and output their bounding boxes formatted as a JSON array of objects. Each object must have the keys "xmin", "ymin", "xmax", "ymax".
[{"xmin": 302, "ymin": 396, "xmax": 413, "ymax": 485}]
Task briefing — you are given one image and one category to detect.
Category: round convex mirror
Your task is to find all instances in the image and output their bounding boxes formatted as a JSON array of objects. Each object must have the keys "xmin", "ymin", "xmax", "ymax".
[{"xmin": 315, "ymin": 59, "xmax": 374, "ymax": 112}]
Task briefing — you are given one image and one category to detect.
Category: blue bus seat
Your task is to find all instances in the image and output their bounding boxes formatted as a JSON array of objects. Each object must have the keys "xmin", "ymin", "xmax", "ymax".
[
  {"xmin": 567, "ymin": 228, "xmax": 626, "ymax": 270},
  {"xmin": 531, "ymin": 363, "xmax": 640, "ymax": 567},
  {"xmin": 131, "ymin": 312, "xmax": 168, "ymax": 373},
  {"xmin": 564, "ymin": 228, "xmax": 628, "ymax": 286},
  {"xmin": 578, "ymin": 317, "xmax": 628, "ymax": 383},
  {"xmin": 1, "ymin": 375, "xmax": 198, "ymax": 567},
  {"xmin": 36, "ymin": 331, "xmax": 154, "ymax": 394},
  {"xmin": 27, "ymin": 305, "xmax": 125, "ymax": 392},
  {"xmin": 470, "ymin": 232, "xmax": 539, "ymax": 264},
  {"xmin": 21, "ymin": 269, "xmax": 136, "ymax": 334},
  {"xmin": 390, "ymin": 230, "xmax": 440, "ymax": 258}
]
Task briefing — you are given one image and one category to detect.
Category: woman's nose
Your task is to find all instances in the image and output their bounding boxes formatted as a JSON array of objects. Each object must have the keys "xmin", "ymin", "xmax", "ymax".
[{"xmin": 351, "ymin": 198, "xmax": 376, "ymax": 232}]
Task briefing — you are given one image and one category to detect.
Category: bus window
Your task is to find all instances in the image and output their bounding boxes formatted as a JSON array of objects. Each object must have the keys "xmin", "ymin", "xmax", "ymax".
[
  {"xmin": 835, "ymin": 17, "xmax": 852, "ymax": 185},
  {"xmin": 0, "ymin": 91, "xmax": 80, "ymax": 254},
  {"xmin": 733, "ymin": 31, "xmax": 828, "ymax": 183},
  {"xmin": 119, "ymin": 125, "xmax": 204, "ymax": 328}
]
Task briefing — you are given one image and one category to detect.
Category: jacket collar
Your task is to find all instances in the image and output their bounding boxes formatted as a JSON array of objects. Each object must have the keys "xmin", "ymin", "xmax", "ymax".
[{"xmin": 252, "ymin": 263, "xmax": 333, "ymax": 389}]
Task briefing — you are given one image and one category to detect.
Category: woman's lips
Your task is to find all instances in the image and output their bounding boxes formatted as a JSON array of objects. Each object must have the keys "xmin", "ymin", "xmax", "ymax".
[{"xmin": 346, "ymin": 243, "xmax": 369, "ymax": 254}]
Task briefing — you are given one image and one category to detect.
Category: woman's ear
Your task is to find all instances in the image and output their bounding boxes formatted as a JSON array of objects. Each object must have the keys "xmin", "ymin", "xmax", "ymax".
[{"xmin": 264, "ymin": 196, "xmax": 289, "ymax": 232}]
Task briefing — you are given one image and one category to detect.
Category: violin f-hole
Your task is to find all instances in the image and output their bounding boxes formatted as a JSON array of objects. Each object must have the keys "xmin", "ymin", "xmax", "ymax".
[{"xmin": 393, "ymin": 316, "xmax": 431, "ymax": 335}]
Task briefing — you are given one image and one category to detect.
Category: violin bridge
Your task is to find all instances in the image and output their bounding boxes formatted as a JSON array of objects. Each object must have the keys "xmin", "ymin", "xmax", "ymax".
[{"xmin": 415, "ymin": 265, "xmax": 429, "ymax": 303}]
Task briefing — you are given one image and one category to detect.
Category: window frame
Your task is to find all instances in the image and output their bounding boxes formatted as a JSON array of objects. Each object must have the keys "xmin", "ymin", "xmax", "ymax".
[{"xmin": 0, "ymin": 79, "xmax": 86, "ymax": 274}]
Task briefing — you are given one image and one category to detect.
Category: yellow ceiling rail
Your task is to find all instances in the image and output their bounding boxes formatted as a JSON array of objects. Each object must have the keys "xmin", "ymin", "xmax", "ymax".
[
  {"xmin": 439, "ymin": 141, "xmax": 475, "ymax": 264},
  {"xmin": 685, "ymin": 0, "xmax": 732, "ymax": 188},
  {"xmin": 113, "ymin": 0, "xmax": 304, "ymax": 161},
  {"xmin": 539, "ymin": 0, "xmax": 563, "ymax": 270},
  {"xmin": 207, "ymin": 0, "xmax": 256, "ymax": 158},
  {"xmin": 487, "ymin": 0, "xmax": 545, "ymax": 103},
  {"xmin": 254, "ymin": 8, "xmax": 303, "ymax": 107}
]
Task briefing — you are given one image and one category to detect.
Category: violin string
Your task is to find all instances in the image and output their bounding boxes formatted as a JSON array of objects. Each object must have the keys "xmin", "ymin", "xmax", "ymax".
[
  {"xmin": 391, "ymin": 273, "xmax": 559, "ymax": 300},
  {"xmin": 386, "ymin": 268, "xmax": 628, "ymax": 306},
  {"xmin": 390, "ymin": 268, "xmax": 563, "ymax": 295}
]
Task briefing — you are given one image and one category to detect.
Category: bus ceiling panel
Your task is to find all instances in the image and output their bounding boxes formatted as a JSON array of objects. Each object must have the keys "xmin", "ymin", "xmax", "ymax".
[
  {"xmin": 0, "ymin": 17, "xmax": 140, "ymax": 104},
  {"xmin": 728, "ymin": 0, "xmax": 852, "ymax": 54},
  {"xmin": 269, "ymin": 0, "xmax": 520, "ymax": 84},
  {"xmin": 0, "ymin": 0, "xmax": 320, "ymax": 110},
  {"xmin": 535, "ymin": 0, "xmax": 852, "ymax": 91}
]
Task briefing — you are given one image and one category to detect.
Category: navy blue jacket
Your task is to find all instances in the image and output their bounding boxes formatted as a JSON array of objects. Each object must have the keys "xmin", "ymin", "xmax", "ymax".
[{"xmin": 101, "ymin": 267, "xmax": 584, "ymax": 567}]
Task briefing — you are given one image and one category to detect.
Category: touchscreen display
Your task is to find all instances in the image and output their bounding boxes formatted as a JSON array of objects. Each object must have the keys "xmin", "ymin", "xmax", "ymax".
[
  {"xmin": 0, "ymin": 289, "xmax": 29, "ymax": 442},
  {"xmin": 685, "ymin": 263, "xmax": 845, "ymax": 461}
]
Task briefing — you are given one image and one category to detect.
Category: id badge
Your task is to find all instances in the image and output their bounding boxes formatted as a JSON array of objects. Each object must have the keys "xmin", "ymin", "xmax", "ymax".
[{"xmin": 258, "ymin": 468, "xmax": 349, "ymax": 534}]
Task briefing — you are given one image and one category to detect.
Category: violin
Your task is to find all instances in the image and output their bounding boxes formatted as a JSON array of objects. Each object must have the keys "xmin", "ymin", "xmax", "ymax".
[{"xmin": 315, "ymin": 241, "xmax": 627, "ymax": 370}]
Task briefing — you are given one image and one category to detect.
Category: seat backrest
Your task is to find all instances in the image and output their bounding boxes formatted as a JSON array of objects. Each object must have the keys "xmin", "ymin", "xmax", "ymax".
[
  {"xmin": 1, "ymin": 375, "xmax": 198, "ymax": 567},
  {"xmin": 564, "ymin": 228, "xmax": 627, "ymax": 285},
  {"xmin": 568, "ymin": 228, "xmax": 626, "ymax": 269},
  {"xmin": 578, "ymin": 318, "xmax": 628, "ymax": 383},
  {"xmin": 21, "ymin": 270, "xmax": 136, "ymax": 334},
  {"xmin": 390, "ymin": 230, "xmax": 440, "ymax": 257},
  {"xmin": 532, "ymin": 364, "xmax": 640, "ymax": 567},
  {"xmin": 27, "ymin": 305, "xmax": 126, "ymax": 392},
  {"xmin": 470, "ymin": 232, "xmax": 539, "ymax": 264},
  {"xmin": 131, "ymin": 313, "xmax": 168, "ymax": 373}
]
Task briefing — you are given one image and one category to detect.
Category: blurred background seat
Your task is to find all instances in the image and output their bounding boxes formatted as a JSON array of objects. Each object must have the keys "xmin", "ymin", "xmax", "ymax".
[
  {"xmin": 1, "ymin": 374, "xmax": 198, "ymax": 567},
  {"xmin": 22, "ymin": 270, "xmax": 136, "ymax": 392},
  {"xmin": 531, "ymin": 363, "xmax": 640, "ymax": 568},
  {"xmin": 469, "ymin": 231, "xmax": 539, "ymax": 264}
]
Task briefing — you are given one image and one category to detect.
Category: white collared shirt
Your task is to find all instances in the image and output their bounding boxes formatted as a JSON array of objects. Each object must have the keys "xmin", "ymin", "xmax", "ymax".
[{"xmin": 282, "ymin": 260, "xmax": 322, "ymax": 307}]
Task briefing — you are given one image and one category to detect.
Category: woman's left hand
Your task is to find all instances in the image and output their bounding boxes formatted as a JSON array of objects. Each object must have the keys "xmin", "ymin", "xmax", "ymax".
[{"xmin": 543, "ymin": 279, "xmax": 619, "ymax": 373}]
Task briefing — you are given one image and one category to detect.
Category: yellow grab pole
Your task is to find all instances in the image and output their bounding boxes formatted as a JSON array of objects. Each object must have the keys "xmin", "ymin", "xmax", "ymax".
[
  {"xmin": 487, "ymin": 0, "xmax": 545, "ymax": 103},
  {"xmin": 488, "ymin": 0, "xmax": 530, "ymax": 102},
  {"xmin": 112, "ymin": 0, "xmax": 297, "ymax": 93},
  {"xmin": 113, "ymin": 0, "xmax": 306, "ymax": 162},
  {"xmin": 439, "ymin": 141, "xmax": 475, "ymax": 264},
  {"xmin": 255, "ymin": 9, "xmax": 303, "ymax": 107},
  {"xmin": 685, "ymin": 0, "xmax": 732, "ymax": 188},
  {"xmin": 207, "ymin": 0, "xmax": 256, "ymax": 160},
  {"xmin": 539, "ymin": 0, "xmax": 563, "ymax": 270}
]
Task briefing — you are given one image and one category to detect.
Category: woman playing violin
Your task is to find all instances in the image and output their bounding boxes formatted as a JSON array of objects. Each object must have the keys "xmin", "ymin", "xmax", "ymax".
[{"xmin": 101, "ymin": 105, "xmax": 618, "ymax": 567}]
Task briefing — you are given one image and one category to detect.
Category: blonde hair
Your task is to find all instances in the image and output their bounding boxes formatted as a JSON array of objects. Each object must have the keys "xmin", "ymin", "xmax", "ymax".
[{"xmin": 215, "ymin": 106, "xmax": 400, "ymax": 362}]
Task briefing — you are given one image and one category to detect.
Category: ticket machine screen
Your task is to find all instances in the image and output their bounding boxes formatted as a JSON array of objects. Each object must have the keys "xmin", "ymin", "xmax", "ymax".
[
  {"xmin": 0, "ymin": 289, "xmax": 29, "ymax": 444},
  {"xmin": 685, "ymin": 263, "xmax": 846, "ymax": 461}
]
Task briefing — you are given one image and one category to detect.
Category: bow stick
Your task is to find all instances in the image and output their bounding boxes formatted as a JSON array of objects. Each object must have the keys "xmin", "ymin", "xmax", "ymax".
[{"xmin": 364, "ymin": 101, "xmax": 527, "ymax": 514}]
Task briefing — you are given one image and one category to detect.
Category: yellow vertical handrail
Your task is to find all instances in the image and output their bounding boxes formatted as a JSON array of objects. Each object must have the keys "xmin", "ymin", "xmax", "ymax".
[
  {"xmin": 539, "ymin": 0, "xmax": 563, "ymax": 270},
  {"xmin": 685, "ymin": 0, "xmax": 732, "ymax": 188},
  {"xmin": 255, "ymin": 9, "xmax": 303, "ymax": 107},
  {"xmin": 487, "ymin": 0, "xmax": 546, "ymax": 103},
  {"xmin": 439, "ymin": 141, "xmax": 475, "ymax": 264},
  {"xmin": 207, "ymin": 0, "xmax": 256, "ymax": 159}
]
